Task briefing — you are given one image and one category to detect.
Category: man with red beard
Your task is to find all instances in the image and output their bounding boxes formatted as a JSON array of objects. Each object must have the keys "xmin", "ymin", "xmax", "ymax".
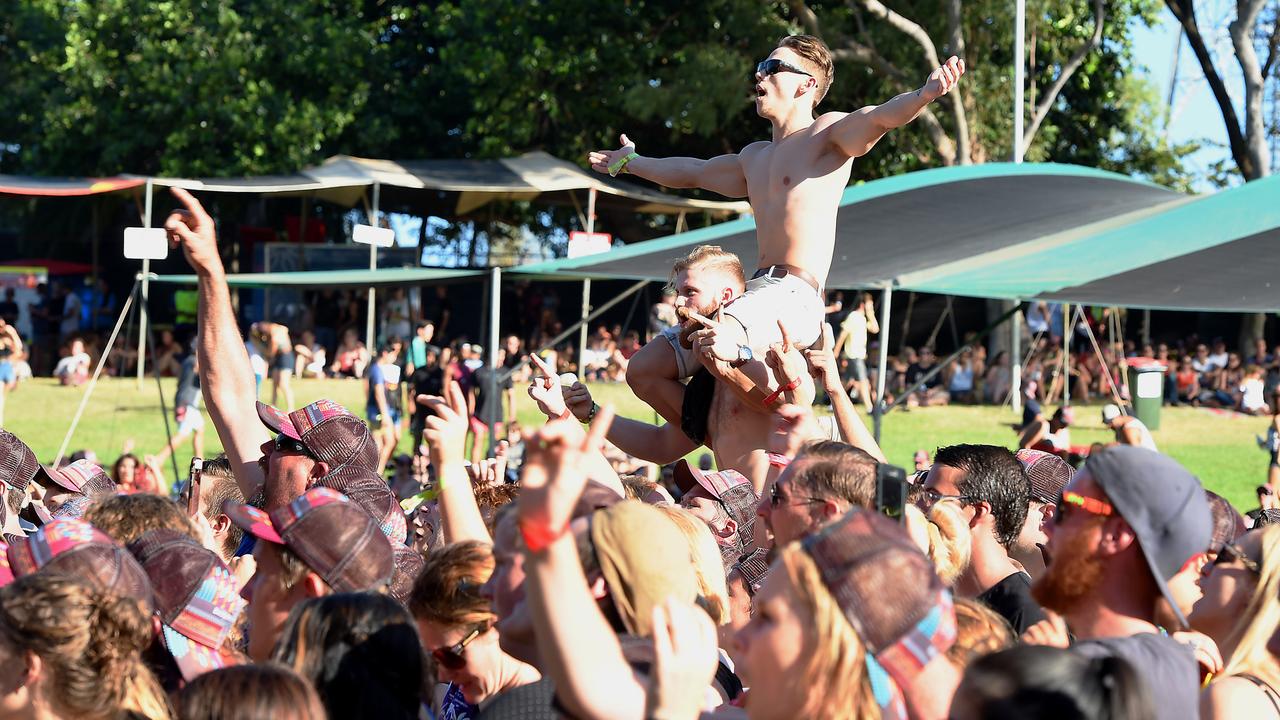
[{"xmin": 1029, "ymin": 446, "xmax": 1210, "ymax": 720}]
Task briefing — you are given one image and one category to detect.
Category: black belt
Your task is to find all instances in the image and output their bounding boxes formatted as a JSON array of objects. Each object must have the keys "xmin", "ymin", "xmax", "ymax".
[{"xmin": 752, "ymin": 264, "xmax": 822, "ymax": 295}]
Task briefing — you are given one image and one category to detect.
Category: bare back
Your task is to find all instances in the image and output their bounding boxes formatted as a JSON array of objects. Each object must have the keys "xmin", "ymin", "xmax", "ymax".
[{"xmin": 739, "ymin": 114, "xmax": 853, "ymax": 286}]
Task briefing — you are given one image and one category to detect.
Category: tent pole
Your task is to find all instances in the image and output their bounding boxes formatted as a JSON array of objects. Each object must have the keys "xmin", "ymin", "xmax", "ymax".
[
  {"xmin": 136, "ymin": 179, "xmax": 153, "ymax": 388},
  {"xmin": 1062, "ymin": 303, "xmax": 1071, "ymax": 406},
  {"xmin": 58, "ymin": 280, "xmax": 138, "ymax": 466},
  {"xmin": 578, "ymin": 188, "xmax": 597, "ymax": 379},
  {"xmin": 1011, "ymin": 302, "xmax": 1022, "ymax": 413},
  {"xmin": 1142, "ymin": 309, "xmax": 1151, "ymax": 346},
  {"xmin": 873, "ymin": 286, "xmax": 893, "ymax": 443},
  {"xmin": 1014, "ymin": 0, "xmax": 1025, "ymax": 163},
  {"xmin": 487, "ymin": 266, "xmax": 500, "ymax": 457},
  {"xmin": 366, "ymin": 183, "xmax": 380, "ymax": 354}
]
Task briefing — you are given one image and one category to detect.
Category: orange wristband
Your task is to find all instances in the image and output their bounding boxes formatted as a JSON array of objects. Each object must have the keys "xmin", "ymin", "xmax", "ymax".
[
  {"xmin": 519, "ymin": 515, "xmax": 570, "ymax": 554},
  {"xmin": 763, "ymin": 377, "xmax": 802, "ymax": 408}
]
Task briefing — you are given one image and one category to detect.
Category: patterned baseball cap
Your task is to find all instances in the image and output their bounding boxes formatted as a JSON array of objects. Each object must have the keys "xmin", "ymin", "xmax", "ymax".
[
  {"xmin": 7, "ymin": 519, "xmax": 154, "ymax": 608},
  {"xmin": 802, "ymin": 509, "xmax": 957, "ymax": 720},
  {"xmin": 674, "ymin": 459, "xmax": 758, "ymax": 553},
  {"xmin": 127, "ymin": 529, "xmax": 246, "ymax": 681},
  {"xmin": 257, "ymin": 400, "xmax": 379, "ymax": 485},
  {"xmin": 0, "ymin": 429, "xmax": 39, "ymax": 494},
  {"xmin": 225, "ymin": 487, "xmax": 393, "ymax": 593},
  {"xmin": 389, "ymin": 543, "xmax": 425, "ymax": 605},
  {"xmin": 36, "ymin": 459, "xmax": 117, "ymax": 495},
  {"xmin": 0, "ymin": 542, "xmax": 12, "ymax": 587},
  {"xmin": 731, "ymin": 546, "xmax": 771, "ymax": 596},
  {"xmin": 1014, "ymin": 449, "xmax": 1073, "ymax": 504},
  {"xmin": 319, "ymin": 470, "xmax": 408, "ymax": 545}
]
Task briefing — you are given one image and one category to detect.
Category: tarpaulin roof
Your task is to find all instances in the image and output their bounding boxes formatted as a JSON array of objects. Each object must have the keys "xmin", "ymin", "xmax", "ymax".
[
  {"xmin": 146, "ymin": 151, "xmax": 751, "ymax": 217},
  {"xmin": 512, "ymin": 163, "xmax": 1184, "ymax": 287},
  {"xmin": 149, "ymin": 267, "xmax": 482, "ymax": 289}
]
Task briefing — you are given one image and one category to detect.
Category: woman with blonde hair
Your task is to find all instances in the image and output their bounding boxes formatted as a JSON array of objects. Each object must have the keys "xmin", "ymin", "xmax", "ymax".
[
  {"xmin": 0, "ymin": 573, "xmax": 171, "ymax": 719},
  {"xmin": 1191, "ymin": 525, "xmax": 1280, "ymax": 717},
  {"xmin": 408, "ymin": 539, "xmax": 545, "ymax": 716},
  {"xmin": 655, "ymin": 505, "xmax": 731, "ymax": 626},
  {"xmin": 903, "ymin": 501, "xmax": 972, "ymax": 587},
  {"xmin": 732, "ymin": 510, "xmax": 960, "ymax": 720}
]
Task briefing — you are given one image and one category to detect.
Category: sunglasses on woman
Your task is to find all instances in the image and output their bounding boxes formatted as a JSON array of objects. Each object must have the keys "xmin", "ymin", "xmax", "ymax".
[
  {"xmin": 431, "ymin": 625, "xmax": 484, "ymax": 670},
  {"xmin": 1212, "ymin": 542, "xmax": 1261, "ymax": 575},
  {"xmin": 755, "ymin": 58, "xmax": 813, "ymax": 80}
]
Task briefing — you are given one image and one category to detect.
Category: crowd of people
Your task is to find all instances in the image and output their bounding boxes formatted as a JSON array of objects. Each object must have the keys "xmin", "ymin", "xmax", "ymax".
[{"xmin": 4, "ymin": 33, "xmax": 1280, "ymax": 720}]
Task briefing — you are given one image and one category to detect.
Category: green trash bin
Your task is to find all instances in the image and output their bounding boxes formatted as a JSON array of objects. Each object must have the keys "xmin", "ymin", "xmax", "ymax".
[{"xmin": 1126, "ymin": 358, "xmax": 1166, "ymax": 431}]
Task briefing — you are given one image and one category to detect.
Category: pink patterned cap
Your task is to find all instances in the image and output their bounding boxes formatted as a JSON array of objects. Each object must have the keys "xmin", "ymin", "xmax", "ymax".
[
  {"xmin": 226, "ymin": 487, "xmax": 393, "ymax": 593},
  {"xmin": 7, "ymin": 519, "xmax": 154, "ymax": 607},
  {"xmin": 257, "ymin": 399, "xmax": 379, "ymax": 488},
  {"xmin": 37, "ymin": 459, "xmax": 116, "ymax": 495}
]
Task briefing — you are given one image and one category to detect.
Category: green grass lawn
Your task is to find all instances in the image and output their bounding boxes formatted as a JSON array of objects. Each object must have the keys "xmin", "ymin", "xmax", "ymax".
[{"xmin": 4, "ymin": 376, "xmax": 1271, "ymax": 512}]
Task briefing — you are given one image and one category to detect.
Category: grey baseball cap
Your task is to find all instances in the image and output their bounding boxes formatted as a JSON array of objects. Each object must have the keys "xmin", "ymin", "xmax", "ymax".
[{"xmin": 1085, "ymin": 446, "xmax": 1211, "ymax": 629}]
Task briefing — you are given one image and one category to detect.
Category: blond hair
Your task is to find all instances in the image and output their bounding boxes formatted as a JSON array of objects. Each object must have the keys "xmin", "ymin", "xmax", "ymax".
[
  {"xmin": 668, "ymin": 245, "xmax": 744, "ymax": 290},
  {"xmin": 0, "ymin": 574, "xmax": 171, "ymax": 720},
  {"xmin": 1220, "ymin": 525, "xmax": 1280, "ymax": 690},
  {"xmin": 779, "ymin": 546, "xmax": 880, "ymax": 720},
  {"xmin": 903, "ymin": 502, "xmax": 972, "ymax": 587},
  {"xmin": 947, "ymin": 597, "xmax": 1014, "ymax": 670},
  {"xmin": 657, "ymin": 506, "xmax": 731, "ymax": 626},
  {"xmin": 777, "ymin": 35, "xmax": 835, "ymax": 105}
]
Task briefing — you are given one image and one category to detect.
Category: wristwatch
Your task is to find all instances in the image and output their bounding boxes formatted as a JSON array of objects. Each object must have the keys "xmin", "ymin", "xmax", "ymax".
[{"xmin": 730, "ymin": 345, "xmax": 753, "ymax": 368}]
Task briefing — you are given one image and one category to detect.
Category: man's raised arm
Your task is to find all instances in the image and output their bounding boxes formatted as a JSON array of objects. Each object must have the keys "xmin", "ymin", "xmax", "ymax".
[
  {"xmin": 588, "ymin": 134, "xmax": 750, "ymax": 198},
  {"xmin": 826, "ymin": 56, "xmax": 964, "ymax": 160},
  {"xmin": 164, "ymin": 188, "xmax": 268, "ymax": 501}
]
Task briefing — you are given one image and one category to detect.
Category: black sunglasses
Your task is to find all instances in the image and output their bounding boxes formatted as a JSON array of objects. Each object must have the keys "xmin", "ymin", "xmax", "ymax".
[
  {"xmin": 431, "ymin": 625, "xmax": 484, "ymax": 670},
  {"xmin": 755, "ymin": 58, "xmax": 813, "ymax": 80},
  {"xmin": 1212, "ymin": 542, "xmax": 1261, "ymax": 575},
  {"xmin": 273, "ymin": 435, "xmax": 313, "ymax": 458},
  {"xmin": 769, "ymin": 481, "xmax": 824, "ymax": 508}
]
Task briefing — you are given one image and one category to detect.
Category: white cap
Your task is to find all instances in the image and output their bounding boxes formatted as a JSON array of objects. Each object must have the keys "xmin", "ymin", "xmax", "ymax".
[
  {"xmin": 1102, "ymin": 404, "xmax": 1123, "ymax": 424},
  {"xmin": 558, "ymin": 373, "xmax": 579, "ymax": 387}
]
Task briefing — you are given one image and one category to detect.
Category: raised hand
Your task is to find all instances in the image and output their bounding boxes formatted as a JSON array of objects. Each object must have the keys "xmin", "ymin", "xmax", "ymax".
[
  {"xmin": 764, "ymin": 320, "xmax": 806, "ymax": 385},
  {"xmin": 562, "ymin": 380, "xmax": 596, "ymax": 422},
  {"xmin": 163, "ymin": 187, "xmax": 223, "ymax": 273},
  {"xmin": 768, "ymin": 403, "xmax": 822, "ymax": 458},
  {"xmin": 646, "ymin": 596, "xmax": 719, "ymax": 720},
  {"xmin": 1021, "ymin": 609, "xmax": 1071, "ymax": 648},
  {"xmin": 587, "ymin": 134, "xmax": 637, "ymax": 175},
  {"xmin": 517, "ymin": 405, "xmax": 616, "ymax": 547},
  {"xmin": 688, "ymin": 310, "xmax": 743, "ymax": 364},
  {"xmin": 803, "ymin": 323, "xmax": 839, "ymax": 384},
  {"xmin": 417, "ymin": 378, "xmax": 470, "ymax": 465},
  {"xmin": 527, "ymin": 353, "xmax": 569, "ymax": 419},
  {"xmin": 922, "ymin": 56, "xmax": 965, "ymax": 103}
]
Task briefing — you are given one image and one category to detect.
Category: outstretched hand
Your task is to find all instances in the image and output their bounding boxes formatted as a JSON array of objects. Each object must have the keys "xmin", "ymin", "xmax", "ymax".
[
  {"xmin": 517, "ymin": 405, "xmax": 616, "ymax": 543},
  {"xmin": 417, "ymin": 378, "xmax": 470, "ymax": 465},
  {"xmin": 527, "ymin": 353, "xmax": 569, "ymax": 419},
  {"xmin": 764, "ymin": 320, "xmax": 806, "ymax": 385},
  {"xmin": 587, "ymin": 134, "xmax": 637, "ymax": 174},
  {"xmin": 803, "ymin": 323, "xmax": 839, "ymax": 385},
  {"xmin": 922, "ymin": 56, "xmax": 965, "ymax": 103},
  {"xmin": 163, "ymin": 187, "xmax": 223, "ymax": 274}
]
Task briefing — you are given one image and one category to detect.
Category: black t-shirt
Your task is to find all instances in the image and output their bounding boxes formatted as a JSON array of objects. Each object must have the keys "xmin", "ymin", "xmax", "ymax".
[
  {"xmin": 473, "ymin": 366, "xmax": 514, "ymax": 425},
  {"xmin": 906, "ymin": 362, "xmax": 941, "ymax": 389},
  {"xmin": 976, "ymin": 571, "xmax": 1047, "ymax": 635}
]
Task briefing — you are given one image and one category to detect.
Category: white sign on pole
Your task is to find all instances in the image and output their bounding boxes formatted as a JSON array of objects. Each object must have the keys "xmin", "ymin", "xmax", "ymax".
[
  {"xmin": 353, "ymin": 223, "xmax": 395, "ymax": 247},
  {"xmin": 123, "ymin": 227, "xmax": 169, "ymax": 260},
  {"xmin": 568, "ymin": 231, "xmax": 612, "ymax": 259}
]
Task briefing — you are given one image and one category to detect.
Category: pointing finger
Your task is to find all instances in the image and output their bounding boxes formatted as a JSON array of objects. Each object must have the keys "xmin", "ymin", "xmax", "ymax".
[
  {"xmin": 529, "ymin": 353, "xmax": 554, "ymax": 377},
  {"xmin": 778, "ymin": 319, "xmax": 792, "ymax": 352},
  {"xmin": 688, "ymin": 311, "xmax": 719, "ymax": 328},
  {"xmin": 169, "ymin": 186, "xmax": 211, "ymax": 223}
]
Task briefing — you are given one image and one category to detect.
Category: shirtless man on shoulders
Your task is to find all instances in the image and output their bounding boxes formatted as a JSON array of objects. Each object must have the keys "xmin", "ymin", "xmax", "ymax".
[{"xmin": 590, "ymin": 34, "xmax": 963, "ymax": 424}]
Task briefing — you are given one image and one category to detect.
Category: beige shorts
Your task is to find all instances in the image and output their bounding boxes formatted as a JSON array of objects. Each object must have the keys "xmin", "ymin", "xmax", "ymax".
[
  {"xmin": 660, "ymin": 324, "xmax": 701, "ymax": 380},
  {"xmin": 721, "ymin": 273, "xmax": 825, "ymax": 350}
]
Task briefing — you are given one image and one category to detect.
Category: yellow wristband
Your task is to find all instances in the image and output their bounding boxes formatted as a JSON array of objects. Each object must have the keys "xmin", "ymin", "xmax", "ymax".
[{"xmin": 608, "ymin": 152, "xmax": 639, "ymax": 177}]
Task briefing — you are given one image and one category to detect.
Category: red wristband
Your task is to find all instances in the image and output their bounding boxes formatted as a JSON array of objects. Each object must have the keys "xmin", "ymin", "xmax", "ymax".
[
  {"xmin": 762, "ymin": 377, "xmax": 802, "ymax": 408},
  {"xmin": 519, "ymin": 515, "xmax": 570, "ymax": 554},
  {"xmin": 767, "ymin": 452, "xmax": 791, "ymax": 469}
]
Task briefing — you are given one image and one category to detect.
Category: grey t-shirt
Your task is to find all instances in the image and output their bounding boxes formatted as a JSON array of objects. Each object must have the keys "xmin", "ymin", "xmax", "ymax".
[{"xmin": 1074, "ymin": 633, "xmax": 1198, "ymax": 720}]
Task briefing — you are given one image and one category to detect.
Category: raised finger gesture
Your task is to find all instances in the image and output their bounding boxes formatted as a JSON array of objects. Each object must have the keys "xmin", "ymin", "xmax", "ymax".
[
  {"xmin": 527, "ymin": 353, "xmax": 568, "ymax": 419},
  {"xmin": 804, "ymin": 323, "xmax": 838, "ymax": 381},
  {"xmin": 687, "ymin": 310, "xmax": 740, "ymax": 363},
  {"xmin": 517, "ymin": 405, "xmax": 616, "ymax": 550},
  {"xmin": 164, "ymin": 187, "xmax": 223, "ymax": 273}
]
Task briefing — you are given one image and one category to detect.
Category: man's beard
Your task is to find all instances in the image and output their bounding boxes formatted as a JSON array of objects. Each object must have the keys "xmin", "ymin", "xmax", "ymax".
[{"xmin": 1032, "ymin": 523, "xmax": 1105, "ymax": 615}]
